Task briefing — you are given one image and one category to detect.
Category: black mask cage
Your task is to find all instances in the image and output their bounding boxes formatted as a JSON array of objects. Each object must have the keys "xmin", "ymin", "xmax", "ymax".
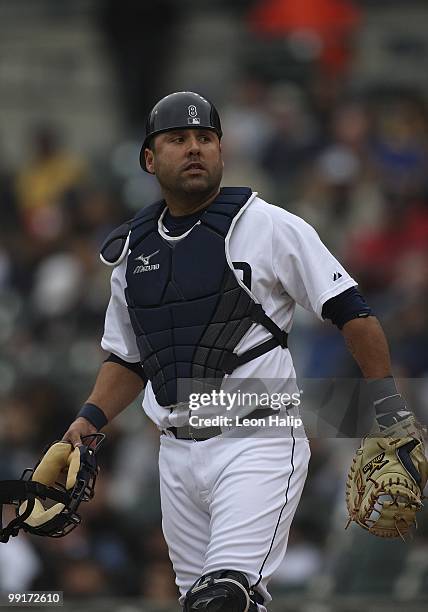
[{"xmin": 0, "ymin": 433, "xmax": 105, "ymax": 543}]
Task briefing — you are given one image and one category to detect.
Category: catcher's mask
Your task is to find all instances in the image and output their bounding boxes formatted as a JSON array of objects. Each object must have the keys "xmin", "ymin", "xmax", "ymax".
[{"xmin": 0, "ymin": 434, "xmax": 104, "ymax": 543}]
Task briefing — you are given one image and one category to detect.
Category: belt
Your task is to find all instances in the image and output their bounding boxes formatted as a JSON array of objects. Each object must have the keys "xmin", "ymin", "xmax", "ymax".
[{"xmin": 165, "ymin": 408, "xmax": 277, "ymax": 441}]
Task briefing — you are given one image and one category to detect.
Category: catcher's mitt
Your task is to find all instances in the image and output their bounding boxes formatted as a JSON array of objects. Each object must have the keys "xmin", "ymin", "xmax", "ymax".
[
  {"xmin": 346, "ymin": 416, "xmax": 428, "ymax": 538},
  {"xmin": 0, "ymin": 433, "xmax": 104, "ymax": 543}
]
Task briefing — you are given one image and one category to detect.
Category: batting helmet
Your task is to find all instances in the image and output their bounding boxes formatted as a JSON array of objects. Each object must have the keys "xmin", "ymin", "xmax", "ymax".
[{"xmin": 140, "ymin": 91, "xmax": 222, "ymax": 171}]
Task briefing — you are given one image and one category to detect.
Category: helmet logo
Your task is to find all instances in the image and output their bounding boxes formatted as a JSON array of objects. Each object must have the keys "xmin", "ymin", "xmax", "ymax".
[{"xmin": 188, "ymin": 104, "xmax": 201, "ymax": 125}]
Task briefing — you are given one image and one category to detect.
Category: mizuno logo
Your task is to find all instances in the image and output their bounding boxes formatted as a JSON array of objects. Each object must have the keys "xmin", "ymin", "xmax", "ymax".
[
  {"xmin": 135, "ymin": 250, "xmax": 159, "ymax": 265},
  {"xmin": 133, "ymin": 249, "xmax": 160, "ymax": 274},
  {"xmin": 363, "ymin": 452, "xmax": 388, "ymax": 479},
  {"xmin": 191, "ymin": 580, "xmax": 211, "ymax": 593},
  {"xmin": 333, "ymin": 272, "xmax": 342, "ymax": 281}
]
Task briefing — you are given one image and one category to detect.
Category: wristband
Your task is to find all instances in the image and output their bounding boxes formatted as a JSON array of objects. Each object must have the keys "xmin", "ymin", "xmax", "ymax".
[
  {"xmin": 367, "ymin": 377, "xmax": 411, "ymax": 430},
  {"xmin": 77, "ymin": 403, "xmax": 108, "ymax": 431}
]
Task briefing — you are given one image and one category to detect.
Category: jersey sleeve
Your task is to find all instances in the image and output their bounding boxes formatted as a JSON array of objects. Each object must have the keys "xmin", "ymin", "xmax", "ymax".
[
  {"xmin": 101, "ymin": 259, "xmax": 141, "ymax": 362},
  {"xmin": 272, "ymin": 210, "xmax": 357, "ymax": 319}
]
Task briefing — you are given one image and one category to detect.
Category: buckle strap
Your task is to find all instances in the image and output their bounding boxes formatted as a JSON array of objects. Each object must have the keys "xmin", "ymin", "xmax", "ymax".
[
  {"xmin": 0, "ymin": 480, "xmax": 68, "ymax": 507},
  {"xmin": 250, "ymin": 589, "xmax": 265, "ymax": 606},
  {"xmin": 0, "ymin": 495, "xmax": 35, "ymax": 544},
  {"xmin": 220, "ymin": 335, "xmax": 286, "ymax": 375},
  {"xmin": 250, "ymin": 303, "xmax": 288, "ymax": 348},
  {"xmin": 219, "ymin": 304, "xmax": 288, "ymax": 375}
]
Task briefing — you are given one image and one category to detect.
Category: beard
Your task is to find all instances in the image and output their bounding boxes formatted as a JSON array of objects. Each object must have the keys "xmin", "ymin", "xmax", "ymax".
[{"xmin": 156, "ymin": 159, "xmax": 223, "ymax": 202}]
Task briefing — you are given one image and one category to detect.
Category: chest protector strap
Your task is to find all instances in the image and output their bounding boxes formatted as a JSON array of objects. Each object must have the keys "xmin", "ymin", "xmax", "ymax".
[{"xmin": 101, "ymin": 187, "xmax": 288, "ymax": 407}]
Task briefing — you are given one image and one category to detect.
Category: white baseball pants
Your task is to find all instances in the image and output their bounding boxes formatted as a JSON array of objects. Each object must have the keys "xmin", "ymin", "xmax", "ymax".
[{"xmin": 159, "ymin": 430, "xmax": 310, "ymax": 610}]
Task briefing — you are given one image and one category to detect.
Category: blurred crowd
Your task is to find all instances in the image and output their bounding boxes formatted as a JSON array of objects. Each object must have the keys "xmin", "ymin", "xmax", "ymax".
[{"xmin": 1, "ymin": 0, "xmax": 428, "ymax": 606}]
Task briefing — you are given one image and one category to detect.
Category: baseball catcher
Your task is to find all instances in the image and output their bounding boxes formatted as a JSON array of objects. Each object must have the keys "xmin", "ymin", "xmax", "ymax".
[
  {"xmin": 346, "ymin": 380, "xmax": 427, "ymax": 539},
  {"xmin": 0, "ymin": 433, "xmax": 104, "ymax": 543},
  {"xmin": 26, "ymin": 91, "xmax": 426, "ymax": 609}
]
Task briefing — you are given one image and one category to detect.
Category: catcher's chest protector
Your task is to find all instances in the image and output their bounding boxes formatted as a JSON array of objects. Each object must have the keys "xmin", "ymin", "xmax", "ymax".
[{"xmin": 120, "ymin": 187, "xmax": 286, "ymax": 406}]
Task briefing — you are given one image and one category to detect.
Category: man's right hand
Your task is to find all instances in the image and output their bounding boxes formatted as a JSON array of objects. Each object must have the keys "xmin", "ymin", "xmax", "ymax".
[{"xmin": 62, "ymin": 417, "xmax": 98, "ymax": 448}]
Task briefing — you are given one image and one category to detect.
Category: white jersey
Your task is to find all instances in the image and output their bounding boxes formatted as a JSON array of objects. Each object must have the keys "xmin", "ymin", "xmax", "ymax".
[{"xmin": 101, "ymin": 193, "xmax": 356, "ymax": 429}]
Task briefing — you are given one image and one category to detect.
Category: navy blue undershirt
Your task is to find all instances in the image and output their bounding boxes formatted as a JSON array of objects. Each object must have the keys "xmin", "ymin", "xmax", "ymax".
[{"xmin": 162, "ymin": 209, "xmax": 204, "ymax": 236}]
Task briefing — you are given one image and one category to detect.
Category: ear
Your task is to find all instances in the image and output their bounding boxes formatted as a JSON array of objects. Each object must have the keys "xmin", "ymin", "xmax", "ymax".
[
  {"xmin": 145, "ymin": 148, "xmax": 155, "ymax": 175},
  {"xmin": 219, "ymin": 141, "xmax": 224, "ymax": 164}
]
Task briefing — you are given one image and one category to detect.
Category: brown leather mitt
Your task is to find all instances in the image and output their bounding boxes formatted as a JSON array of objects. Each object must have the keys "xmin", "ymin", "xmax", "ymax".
[{"xmin": 346, "ymin": 416, "xmax": 428, "ymax": 538}]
